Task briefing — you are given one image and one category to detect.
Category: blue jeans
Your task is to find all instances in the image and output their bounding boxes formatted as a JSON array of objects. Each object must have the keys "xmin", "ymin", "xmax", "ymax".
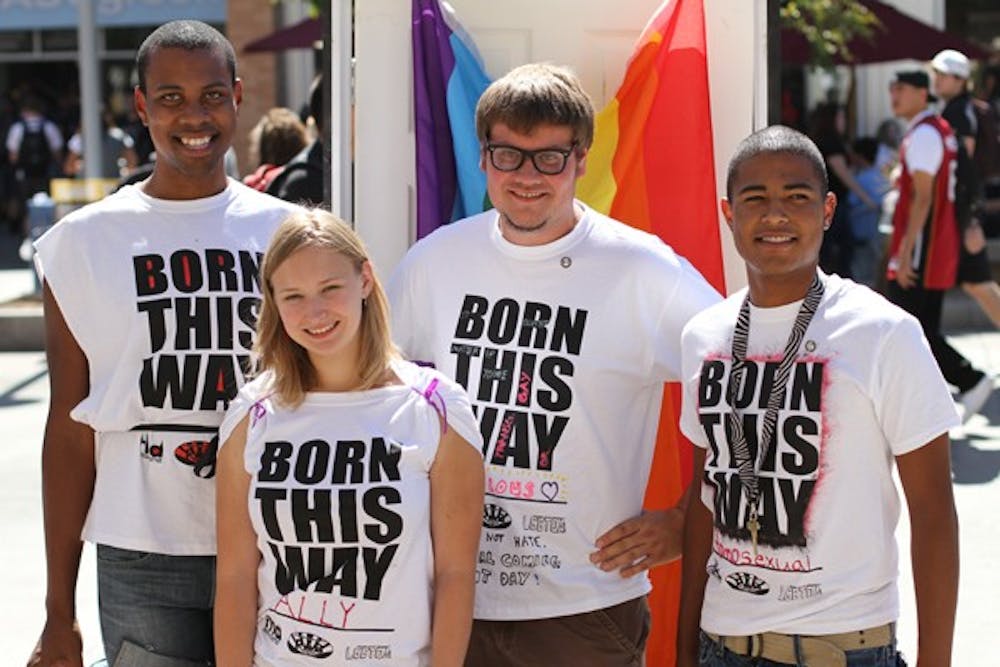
[
  {"xmin": 698, "ymin": 631, "xmax": 907, "ymax": 667},
  {"xmin": 97, "ymin": 545, "xmax": 215, "ymax": 666}
]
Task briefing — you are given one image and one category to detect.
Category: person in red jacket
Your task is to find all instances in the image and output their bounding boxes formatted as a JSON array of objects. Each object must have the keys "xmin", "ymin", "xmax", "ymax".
[{"xmin": 886, "ymin": 70, "xmax": 994, "ymax": 421}]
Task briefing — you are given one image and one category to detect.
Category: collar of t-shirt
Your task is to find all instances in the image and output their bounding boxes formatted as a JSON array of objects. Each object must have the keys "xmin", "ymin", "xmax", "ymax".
[{"xmin": 489, "ymin": 199, "xmax": 594, "ymax": 261}]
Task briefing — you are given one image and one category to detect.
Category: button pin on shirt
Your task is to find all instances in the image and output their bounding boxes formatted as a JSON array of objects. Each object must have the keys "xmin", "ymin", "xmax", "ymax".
[{"xmin": 560, "ymin": 256, "xmax": 572, "ymax": 268}]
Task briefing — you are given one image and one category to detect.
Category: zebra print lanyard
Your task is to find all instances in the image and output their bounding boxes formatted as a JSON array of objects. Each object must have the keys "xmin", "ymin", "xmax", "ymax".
[{"xmin": 725, "ymin": 274, "xmax": 824, "ymax": 555}]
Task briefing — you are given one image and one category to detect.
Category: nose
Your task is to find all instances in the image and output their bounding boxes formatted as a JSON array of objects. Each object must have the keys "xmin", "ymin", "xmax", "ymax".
[
  {"xmin": 762, "ymin": 197, "xmax": 789, "ymax": 223},
  {"xmin": 178, "ymin": 98, "xmax": 212, "ymax": 124}
]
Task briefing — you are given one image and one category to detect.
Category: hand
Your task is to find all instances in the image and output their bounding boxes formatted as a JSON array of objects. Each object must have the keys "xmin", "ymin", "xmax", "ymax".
[
  {"xmin": 894, "ymin": 248, "xmax": 918, "ymax": 289},
  {"xmin": 26, "ymin": 618, "xmax": 83, "ymax": 667},
  {"xmin": 590, "ymin": 508, "xmax": 684, "ymax": 577},
  {"xmin": 964, "ymin": 222, "xmax": 986, "ymax": 254}
]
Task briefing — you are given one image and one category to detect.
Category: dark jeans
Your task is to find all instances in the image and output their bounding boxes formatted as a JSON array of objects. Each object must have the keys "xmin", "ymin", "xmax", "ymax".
[
  {"xmin": 698, "ymin": 631, "xmax": 907, "ymax": 666},
  {"xmin": 97, "ymin": 545, "xmax": 215, "ymax": 666},
  {"xmin": 465, "ymin": 596, "xmax": 650, "ymax": 667},
  {"xmin": 885, "ymin": 281, "xmax": 983, "ymax": 393}
]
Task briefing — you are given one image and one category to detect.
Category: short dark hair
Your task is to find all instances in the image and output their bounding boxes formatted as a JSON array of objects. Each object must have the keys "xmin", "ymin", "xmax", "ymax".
[
  {"xmin": 726, "ymin": 125, "xmax": 828, "ymax": 199},
  {"xmin": 136, "ymin": 20, "xmax": 236, "ymax": 93},
  {"xmin": 476, "ymin": 63, "xmax": 594, "ymax": 150}
]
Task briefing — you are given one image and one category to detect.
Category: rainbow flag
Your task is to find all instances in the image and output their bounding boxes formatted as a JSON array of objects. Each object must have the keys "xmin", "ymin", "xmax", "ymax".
[
  {"xmin": 577, "ymin": 1, "xmax": 725, "ymax": 664},
  {"xmin": 412, "ymin": 0, "xmax": 491, "ymax": 239}
]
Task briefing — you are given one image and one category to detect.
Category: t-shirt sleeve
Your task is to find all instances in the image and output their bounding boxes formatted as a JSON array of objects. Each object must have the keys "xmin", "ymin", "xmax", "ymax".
[
  {"xmin": 904, "ymin": 125, "xmax": 944, "ymax": 175},
  {"xmin": 649, "ymin": 253, "xmax": 722, "ymax": 382},
  {"xmin": 33, "ymin": 219, "xmax": 99, "ymax": 358},
  {"xmin": 873, "ymin": 315, "xmax": 960, "ymax": 455},
  {"xmin": 679, "ymin": 320, "xmax": 712, "ymax": 450},
  {"xmin": 438, "ymin": 375, "xmax": 484, "ymax": 456}
]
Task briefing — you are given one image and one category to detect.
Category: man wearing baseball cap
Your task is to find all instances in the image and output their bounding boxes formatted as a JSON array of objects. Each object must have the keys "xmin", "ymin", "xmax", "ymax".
[
  {"xmin": 886, "ymin": 68, "xmax": 994, "ymax": 422},
  {"xmin": 931, "ymin": 49, "xmax": 999, "ymax": 419}
]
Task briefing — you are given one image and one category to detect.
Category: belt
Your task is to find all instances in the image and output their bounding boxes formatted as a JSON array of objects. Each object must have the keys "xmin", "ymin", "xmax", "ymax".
[{"xmin": 705, "ymin": 623, "xmax": 893, "ymax": 667}]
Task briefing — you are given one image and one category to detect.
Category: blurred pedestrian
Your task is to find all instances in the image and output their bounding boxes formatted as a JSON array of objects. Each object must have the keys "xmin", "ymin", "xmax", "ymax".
[
  {"xmin": 63, "ymin": 109, "xmax": 138, "ymax": 179},
  {"xmin": 5, "ymin": 95, "xmax": 63, "ymax": 233},
  {"xmin": 847, "ymin": 136, "xmax": 889, "ymax": 288},
  {"xmin": 932, "ymin": 48, "xmax": 1000, "ymax": 331},
  {"xmin": 242, "ymin": 107, "xmax": 307, "ymax": 193},
  {"xmin": 886, "ymin": 70, "xmax": 993, "ymax": 423},
  {"xmin": 267, "ymin": 75, "xmax": 324, "ymax": 207},
  {"xmin": 808, "ymin": 102, "xmax": 878, "ymax": 278}
]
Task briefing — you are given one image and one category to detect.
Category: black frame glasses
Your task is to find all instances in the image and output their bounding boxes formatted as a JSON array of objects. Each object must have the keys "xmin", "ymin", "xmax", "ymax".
[{"xmin": 485, "ymin": 142, "xmax": 577, "ymax": 175}]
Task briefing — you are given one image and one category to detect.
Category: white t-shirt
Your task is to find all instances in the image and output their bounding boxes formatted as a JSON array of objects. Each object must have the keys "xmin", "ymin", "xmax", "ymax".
[
  {"xmin": 387, "ymin": 203, "xmax": 721, "ymax": 620},
  {"xmin": 902, "ymin": 110, "xmax": 944, "ymax": 176},
  {"xmin": 226, "ymin": 360, "xmax": 481, "ymax": 666},
  {"xmin": 679, "ymin": 273, "xmax": 959, "ymax": 635},
  {"xmin": 34, "ymin": 180, "xmax": 299, "ymax": 554}
]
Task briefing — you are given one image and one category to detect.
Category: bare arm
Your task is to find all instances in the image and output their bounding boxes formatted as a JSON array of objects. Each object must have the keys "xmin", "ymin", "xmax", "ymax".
[
  {"xmin": 590, "ymin": 461, "xmax": 696, "ymax": 577},
  {"xmin": 896, "ymin": 434, "xmax": 959, "ymax": 667},
  {"xmin": 429, "ymin": 430, "xmax": 484, "ymax": 667},
  {"xmin": 828, "ymin": 153, "xmax": 877, "ymax": 208},
  {"xmin": 676, "ymin": 448, "xmax": 711, "ymax": 667},
  {"xmin": 214, "ymin": 415, "xmax": 260, "ymax": 666},
  {"xmin": 27, "ymin": 282, "xmax": 94, "ymax": 667},
  {"xmin": 894, "ymin": 170, "xmax": 935, "ymax": 289}
]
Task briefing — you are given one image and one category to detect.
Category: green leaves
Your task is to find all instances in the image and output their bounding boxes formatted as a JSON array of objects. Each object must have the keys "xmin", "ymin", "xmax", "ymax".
[{"xmin": 781, "ymin": 0, "xmax": 882, "ymax": 69}]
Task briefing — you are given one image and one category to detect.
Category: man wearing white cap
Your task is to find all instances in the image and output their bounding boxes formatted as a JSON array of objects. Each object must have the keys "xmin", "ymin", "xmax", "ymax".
[
  {"xmin": 932, "ymin": 49, "xmax": 1000, "ymax": 334},
  {"xmin": 886, "ymin": 69, "xmax": 994, "ymax": 422}
]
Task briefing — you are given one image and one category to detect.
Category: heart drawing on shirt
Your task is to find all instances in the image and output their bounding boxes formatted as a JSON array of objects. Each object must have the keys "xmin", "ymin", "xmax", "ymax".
[{"xmin": 540, "ymin": 481, "xmax": 559, "ymax": 501}]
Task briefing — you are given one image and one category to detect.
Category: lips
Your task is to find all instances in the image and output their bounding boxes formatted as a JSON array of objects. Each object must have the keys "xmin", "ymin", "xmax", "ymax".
[
  {"xmin": 758, "ymin": 234, "xmax": 795, "ymax": 243},
  {"xmin": 305, "ymin": 322, "xmax": 337, "ymax": 336},
  {"xmin": 177, "ymin": 134, "xmax": 214, "ymax": 150},
  {"xmin": 510, "ymin": 189, "xmax": 545, "ymax": 201}
]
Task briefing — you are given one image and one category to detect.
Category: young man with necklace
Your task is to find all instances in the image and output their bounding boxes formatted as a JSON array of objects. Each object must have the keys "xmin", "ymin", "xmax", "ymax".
[{"xmin": 677, "ymin": 126, "xmax": 959, "ymax": 667}]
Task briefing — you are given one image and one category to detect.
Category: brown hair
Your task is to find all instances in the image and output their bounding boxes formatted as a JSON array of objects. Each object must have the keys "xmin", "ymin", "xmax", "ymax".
[
  {"xmin": 475, "ymin": 63, "xmax": 594, "ymax": 150},
  {"xmin": 248, "ymin": 107, "xmax": 308, "ymax": 167},
  {"xmin": 254, "ymin": 209, "xmax": 398, "ymax": 407}
]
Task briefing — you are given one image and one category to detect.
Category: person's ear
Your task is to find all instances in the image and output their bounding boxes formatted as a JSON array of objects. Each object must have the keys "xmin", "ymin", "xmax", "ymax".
[
  {"xmin": 720, "ymin": 197, "xmax": 734, "ymax": 233},
  {"xmin": 823, "ymin": 191, "xmax": 837, "ymax": 229},
  {"xmin": 360, "ymin": 261, "xmax": 374, "ymax": 299},
  {"xmin": 574, "ymin": 147, "xmax": 588, "ymax": 178},
  {"xmin": 134, "ymin": 86, "xmax": 149, "ymax": 126}
]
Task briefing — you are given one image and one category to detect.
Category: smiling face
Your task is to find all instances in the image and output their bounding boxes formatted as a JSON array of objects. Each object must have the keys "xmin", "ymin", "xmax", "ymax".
[
  {"xmin": 270, "ymin": 245, "xmax": 373, "ymax": 389},
  {"xmin": 135, "ymin": 46, "xmax": 241, "ymax": 199},
  {"xmin": 722, "ymin": 151, "xmax": 835, "ymax": 307},
  {"xmin": 482, "ymin": 122, "xmax": 586, "ymax": 246}
]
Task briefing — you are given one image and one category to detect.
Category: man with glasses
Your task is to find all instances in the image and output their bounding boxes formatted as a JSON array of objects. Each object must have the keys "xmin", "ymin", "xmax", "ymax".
[{"xmin": 388, "ymin": 62, "xmax": 720, "ymax": 666}]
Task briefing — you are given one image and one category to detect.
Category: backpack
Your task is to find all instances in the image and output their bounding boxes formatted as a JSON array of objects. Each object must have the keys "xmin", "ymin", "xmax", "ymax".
[
  {"xmin": 971, "ymin": 98, "xmax": 1000, "ymax": 183},
  {"xmin": 16, "ymin": 123, "xmax": 53, "ymax": 179}
]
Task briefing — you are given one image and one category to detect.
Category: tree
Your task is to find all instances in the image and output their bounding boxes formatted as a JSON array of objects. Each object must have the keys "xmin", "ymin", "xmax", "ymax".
[{"xmin": 781, "ymin": 0, "xmax": 881, "ymax": 69}]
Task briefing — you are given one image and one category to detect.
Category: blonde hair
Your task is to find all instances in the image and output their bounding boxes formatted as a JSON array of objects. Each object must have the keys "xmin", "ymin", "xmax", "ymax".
[{"xmin": 254, "ymin": 209, "xmax": 398, "ymax": 407}]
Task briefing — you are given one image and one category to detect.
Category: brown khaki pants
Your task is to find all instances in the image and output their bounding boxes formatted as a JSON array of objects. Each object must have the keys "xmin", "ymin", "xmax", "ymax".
[{"xmin": 465, "ymin": 596, "xmax": 650, "ymax": 667}]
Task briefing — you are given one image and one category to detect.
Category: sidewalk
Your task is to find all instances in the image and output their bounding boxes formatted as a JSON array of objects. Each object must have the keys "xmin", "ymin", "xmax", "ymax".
[{"xmin": 0, "ymin": 229, "xmax": 44, "ymax": 351}]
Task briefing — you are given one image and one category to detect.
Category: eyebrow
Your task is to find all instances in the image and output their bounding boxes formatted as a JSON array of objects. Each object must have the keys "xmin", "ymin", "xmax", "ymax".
[
  {"xmin": 737, "ymin": 182, "xmax": 816, "ymax": 195},
  {"xmin": 151, "ymin": 80, "xmax": 230, "ymax": 92}
]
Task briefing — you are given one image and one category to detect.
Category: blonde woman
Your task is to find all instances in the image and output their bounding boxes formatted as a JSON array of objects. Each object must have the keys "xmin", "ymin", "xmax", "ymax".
[{"xmin": 215, "ymin": 209, "xmax": 484, "ymax": 666}]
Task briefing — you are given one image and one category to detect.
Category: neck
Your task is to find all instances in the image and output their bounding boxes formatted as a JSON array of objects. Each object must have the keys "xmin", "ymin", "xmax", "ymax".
[
  {"xmin": 747, "ymin": 269, "xmax": 818, "ymax": 308},
  {"xmin": 500, "ymin": 201, "xmax": 582, "ymax": 247}
]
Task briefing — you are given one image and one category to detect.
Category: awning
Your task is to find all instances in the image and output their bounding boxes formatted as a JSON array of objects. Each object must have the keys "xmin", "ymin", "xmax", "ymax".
[
  {"xmin": 782, "ymin": 0, "xmax": 991, "ymax": 65},
  {"xmin": 243, "ymin": 17, "xmax": 321, "ymax": 53}
]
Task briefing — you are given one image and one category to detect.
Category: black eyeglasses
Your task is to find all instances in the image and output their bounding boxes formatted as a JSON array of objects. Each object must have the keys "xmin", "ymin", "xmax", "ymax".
[{"xmin": 485, "ymin": 142, "xmax": 577, "ymax": 175}]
